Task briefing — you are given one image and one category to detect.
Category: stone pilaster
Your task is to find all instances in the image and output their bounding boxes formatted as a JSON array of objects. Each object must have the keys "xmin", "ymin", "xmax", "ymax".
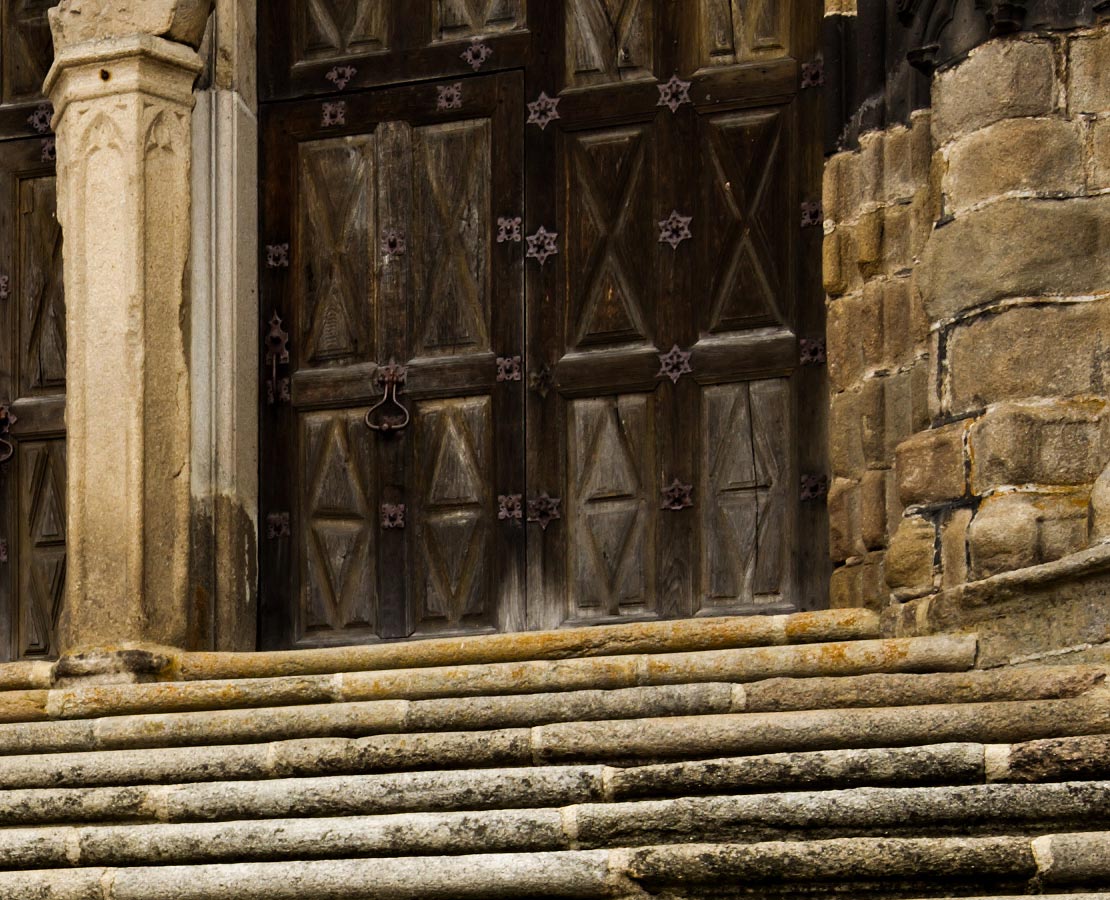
[{"xmin": 44, "ymin": 16, "xmax": 210, "ymax": 656}]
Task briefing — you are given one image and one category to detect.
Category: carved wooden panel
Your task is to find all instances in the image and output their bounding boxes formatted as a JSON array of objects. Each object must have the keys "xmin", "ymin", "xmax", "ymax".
[
  {"xmin": 566, "ymin": 395, "xmax": 655, "ymax": 619},
  {"xmin": 411, "ymin": 397, "xmax": 496, "ymax": 633},
  {"xmin": 432, "ymin": 0, "xmax": 526, "ymax": 42},
  {"xmin": 699, "ymin": 378, "xmax": 790, "ymax": 612},
  {"xmin": 15, "ymin": 439, "xmax": 64, "ymax": 657},
  {"xmin": 565, "ymin": 0, "xmax": 654, "ymax": 89},
  {"xmin": 2, "ymin": 0, "xmax": 56, "ymax": 106},
  {"xmin": 297, "ymin": 136, "xmax": 376, "ymax": 366},
  {"xmin": 700, "ymin": 107, "xmax": 790, "ymax": 334},
  {"xmin": 696, "ymin": 0, "xmax": 788, "ymax": 69},
  {"xmin": 297, "ymin": 0, "xmax": 389, "ymax": 64},
  {"xmin": 411, "ymin": 119, "xmax": 492, "ymax": 356},
  {"xmin": 298, "ymin": 409, "xmax": 378, "ymax": 641},
  {"xmin": 18, "ymin": 173, "xmax": 64, "ymax": 394},
  {"xmin": 565, "ymin": 125, "xmax": 656, "ymax": 350}
]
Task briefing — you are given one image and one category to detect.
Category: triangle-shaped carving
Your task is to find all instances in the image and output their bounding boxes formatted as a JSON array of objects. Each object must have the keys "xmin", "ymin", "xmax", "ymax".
[
  {"xmin": 311, "ymin": 523, "xmax": 366, "ymax": 619},
  {"xmin": 429, "ymin": 418, "xmax": 483, "ymax": 506},
  {"xmin": 585, "ymin": 505, "xmax": 639, "ymax": 591},
  {"xmin": 577, "ymin": 263, "xmax": 641, "ymax": 343},
  {"xmin": 425, "ymin": 512, "xmax": 481, "ymax": 603},
  {"xmin": 579, "ymin": 410, "xmax": 640, "ymax": 501},
  {"xmin": 32, "ymin": 459, "xmax": 65, "ymax": 545},
  {"xmin": 311, "ymin": 423, "xmax": 365, "ymax": 517}
]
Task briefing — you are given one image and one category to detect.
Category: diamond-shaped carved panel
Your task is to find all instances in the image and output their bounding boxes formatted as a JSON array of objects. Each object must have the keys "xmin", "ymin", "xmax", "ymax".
[
  {"xmin": 297, "ymin": 0, "xmax": 388, "ymax": 63},
  {"xmin": 567, "ymin": 394, "xmax": 656, "ymax": 620},
  {"xmin": 565, "ymin": 125, "xmax": 656, "ymax": 350},
  {"xmin": 413, "ymin": 397, "xmax": 496, "ymax": 633}
]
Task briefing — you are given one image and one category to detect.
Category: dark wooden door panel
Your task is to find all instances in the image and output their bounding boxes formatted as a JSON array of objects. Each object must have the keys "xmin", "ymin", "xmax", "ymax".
[
  {"xmin": 0, "ymin": 0, "xmax": 58, "ymax": 143},
  {"xmin": 261, "ymin": 71, "xmax": 525, "ymax": 648},
  {"xmin": 0, "ymin": 137, "xmax": 63, "ymax": 661},
  {"xmin": 261, "ymin": 0, "xmax": 531, "ymax": 102}
]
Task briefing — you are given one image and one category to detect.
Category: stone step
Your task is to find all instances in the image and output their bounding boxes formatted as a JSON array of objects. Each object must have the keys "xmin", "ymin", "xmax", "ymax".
[
  {"xmin": 0, "ymin": 674, "xmax": 1104, "ymax": 760},
  {"xmin": 0, "ymin": 833, "xmax": 1106, "ymax": 899},
  {"xmin": 1, "ymin": 735, "xmax": 1107, "ymax": 826},
  {"xmin": 0, "ymin": 633, "xmax": 976, "ymax": 725},
  {"xmin": 0, "ymin": 782, "xmax": 1106, "ymax": 868}
]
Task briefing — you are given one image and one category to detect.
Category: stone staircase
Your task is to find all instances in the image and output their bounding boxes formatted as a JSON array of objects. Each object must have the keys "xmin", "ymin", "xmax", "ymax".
[{"xmin": 0, "ymin": 609, "xmax": 1107, "ymax": 899}]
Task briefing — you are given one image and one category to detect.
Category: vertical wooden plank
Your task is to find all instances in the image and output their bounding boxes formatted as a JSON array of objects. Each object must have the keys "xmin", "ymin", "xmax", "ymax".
[
  {"xmin": 376, "ymin": 119, "xmax": 413, "ymax": 640},
  {"xmin": 0, "ymin": 142, "xmax": 16, "ymax": 661},
  {"xmin": 524, "ymin": 0, "xmax": 566, "ymax": 631}
]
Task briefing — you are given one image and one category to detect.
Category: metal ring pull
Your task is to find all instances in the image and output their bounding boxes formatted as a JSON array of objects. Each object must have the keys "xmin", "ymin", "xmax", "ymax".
[
  {"xmin": 0, "ymin": 405, "xmax": 15, "ymax": 465},
  {"xmin": 365, "ymin": 363, "xmax": 410, "ymax": 433}
]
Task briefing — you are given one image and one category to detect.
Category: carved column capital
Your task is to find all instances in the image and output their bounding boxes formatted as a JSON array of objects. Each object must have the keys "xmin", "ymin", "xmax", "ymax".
[{"xmin": 48, "ymin": 0, "xmax": 214, "ymax": 53}]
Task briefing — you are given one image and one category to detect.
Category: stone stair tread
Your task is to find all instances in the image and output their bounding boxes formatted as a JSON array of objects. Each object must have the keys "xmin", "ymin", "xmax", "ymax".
[
  {"xmin": 0, "ymin": 781, "xmax": 1108, "ymax": 869},
  {"xmin": 0, "ymin": 833, "xmax": 1107, "ymax": 899}
]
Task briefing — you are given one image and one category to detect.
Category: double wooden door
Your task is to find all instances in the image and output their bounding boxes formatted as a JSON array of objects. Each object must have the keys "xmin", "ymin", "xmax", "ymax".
[{"xmin": 259, "ymin": 0, "xmax": 826, "ymax": 649}]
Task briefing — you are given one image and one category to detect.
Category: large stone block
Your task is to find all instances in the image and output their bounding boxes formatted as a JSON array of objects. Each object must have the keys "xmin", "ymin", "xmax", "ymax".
[
  {"xmin": 968, "ymin": 492, "xmax": 1090, "ymax": 579},
  {"xmin": 1093, "ymin": 118, "xmax": 1110, "ymax": 191},
  {"xmin": 882, "ymin": 278, "xmax": 928, "ymax": 366},
  {"xmin": 1069, "ymin": 28, "xmax": 1110, "ymax": 116},
  {"xmin": 50, "ymin": 0, "xmax": 214, "ymax": 50},
  {"xmin": 932, "ymin": 38, "xmax": 1057, "ymax": 145},
  {"xmin": 946, "ymin": 299, "xmax": 1110, "ymax": 414},
  {"xmin": 940, "ymin": 507, "xmax": 973, "ymax": 589},
  {"xmin": 830, "ymin": 389, "xmax": 865, "ymax": 479},
  {"xmin": 827, "ymin": 287, "xmax": 883, "ymax": 391},
  {"xmin": 969, "ymin": 400, "xmax": 1110, "ymax": 491},
  {"xmin": 828, "ymin": 478, "xmax": 864, "ymax": 563},
  {"xmin": 884, "ymin": 362, "xmax": 932, "ymax": 459},
  {"xmin": 920, "ymin": 197, "xmax": 1110, "ymax": 323},
  {"xmin": 885, "ymin": 515, "xmax": 936, "ymax": 594},
  {"xmin": 824, "ymin": 151, "xmax": 863, "ymax": 226},
  {"xmin": 860, "ymin": 469, "xmax": 892, "ymax": 550},
  {"xmin": 942, "ymin": 118, "xmax": 1085, "ymax": 212},
  {"xmin": 896, "ymin": 421, "xmax": 970, "ymax": 506}
]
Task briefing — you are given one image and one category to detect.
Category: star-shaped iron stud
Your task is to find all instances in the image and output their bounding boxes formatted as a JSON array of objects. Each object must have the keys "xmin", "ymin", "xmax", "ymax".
[
  {"xmin": 526, "ymin": 226, "xmax": 559, "ymax": 266},
  {"xmin": 528, "ymin": 493, "xmax": 562, "ymax": 530},
  {"xmin": 496, "ymin": 356, "xmax": 523, "ymax": 382},
  {"xmin": 657, "ymin": 75, "xmax": 692, "ymax": 113},
  {"xmin": 461, "ymin": 40, "xmax": 493, "ymax": 71},
  {"xmin": 658, "ymin": 211, "xmax": 693, "ymax": 249},
  {"xmin": 661, "ymin": 480, "xmax": 694, "ymax": 511},
  {"xmin": 527, "ymin": 92, "xmax": 561, "ymax": 130},
  {"xmin": 657, "ymin": 345, "xmax": 693, "ymax": 384}
]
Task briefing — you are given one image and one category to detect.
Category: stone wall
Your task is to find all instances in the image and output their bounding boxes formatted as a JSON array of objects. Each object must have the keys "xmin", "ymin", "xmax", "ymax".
[{"xmin": 824, "ymin": 25, "xmax": 1110, "ymax": 662}]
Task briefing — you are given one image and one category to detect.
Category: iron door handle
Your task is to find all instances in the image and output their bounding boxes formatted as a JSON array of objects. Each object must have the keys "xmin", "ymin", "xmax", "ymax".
[
  {"xmin": 0, "ymin": 405, "xmax": 14, "ymax": 465},
  {"xmin": 365, "ymin": 363, "xmax": 410, "ymax": 433}
]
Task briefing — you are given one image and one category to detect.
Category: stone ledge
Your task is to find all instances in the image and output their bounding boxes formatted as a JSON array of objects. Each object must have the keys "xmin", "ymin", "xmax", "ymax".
[{"xmin": 886, "ymin": 544, "xmax": 1110, "ymax": 666}]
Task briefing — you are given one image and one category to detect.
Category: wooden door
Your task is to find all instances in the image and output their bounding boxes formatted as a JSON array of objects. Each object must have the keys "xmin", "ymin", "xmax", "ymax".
[
  {"xmin": 259, "ymin": 0, "xmax": 826, "ymax": 647},
  {"xmin": 0, "ymin": 0, "xmax": 63, "ymax": 662},
  {"xmin": 260, "ymin": 73, "xmax": 526, "ymax": 648}
]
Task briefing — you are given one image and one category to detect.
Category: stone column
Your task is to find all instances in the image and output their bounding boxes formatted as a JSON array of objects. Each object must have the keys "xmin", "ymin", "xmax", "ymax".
[{"xmin": 44, "ymin": 1, "xmax": 214, "ymax": 658}]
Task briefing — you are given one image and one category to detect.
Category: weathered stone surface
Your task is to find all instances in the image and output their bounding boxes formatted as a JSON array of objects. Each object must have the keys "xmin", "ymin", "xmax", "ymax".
[
  {"xmin": 742, "ymin": 666, "xmax": 1107, "ymax": 713},
  {"xmin": 883, "ymin": 362, "xmax": 932, "ymax": 459},
  {"xmin": 625, "ymin": 836, "xmax": 1035, "ymax": 884},
  {"xmin": 609, "ymin": 744, "xmax": 986, "ymax": 799},
  {"xmin": 969, "ymin": 492, "xmax": 1090, "ymax": 579},
  {"xmin": 885, "ymin": 516, "xmax": 936, "ymax": 593},
  {"xmin": 860, "ymin": 469, "xmax": 890, "ymax": 550},
  {"xmin": 943, "ymin": 118, "xmax": 1085, "ymax": 211},
  {"xmin": 940, "ymin": 507, "xmax": 973, "ymax": 589},
  {"xmin": 896, "ymin": 422, "xmax": 970, "ymax": 505},
  {"xmin": 49, "ymin": 0, "xmax": 215, "ymax": 51},
  {"xmin": 828, "ymin": 478, "xmax": 864, "ymax": 562},
  {"xmin": 1035, "ymin": 832, "xmax": 1110, "ymax": 884},
  {"xmin": 1094, "ymin": 117, "xmax": 1110, "ymax": 190},
  {"xmin": 1069, "ymin": 28, "xmax": 1110, "ymax": 116},
  {"xmin": 1005, "ymin": 734, "xmax": 1110, "ymax": 783},
  {"xmin": 932, "ymin": 38, "xmax": 1058, "ymax": 144},
  {"xmin": 174, "ymin": 609, "xmax": 881, "ymax": 680},
  {"xmin": 945, "ymin": 298, "xmax": 1110, "ymax": 413},
  {"xmin": 827, "ymin": 286, "xmax": 883, "ymax": 390},
  {"xmin": 896, "ymin": 544, "xmax": 1110, "ymax": 667},
  {"xmin": 533, "ymin": 692, "xmax": 1110, "ymax": 765},
  {"xmin": 970, "ymin": 400, "xmax": 1110, "ymax": 490},
  {"xmin": 922, "ymin": 200, "xmax": 1110, "ymax": 324},
  {"xmin": 0, "ymin": 662, "xmax": 53, "ymax": 692}
]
